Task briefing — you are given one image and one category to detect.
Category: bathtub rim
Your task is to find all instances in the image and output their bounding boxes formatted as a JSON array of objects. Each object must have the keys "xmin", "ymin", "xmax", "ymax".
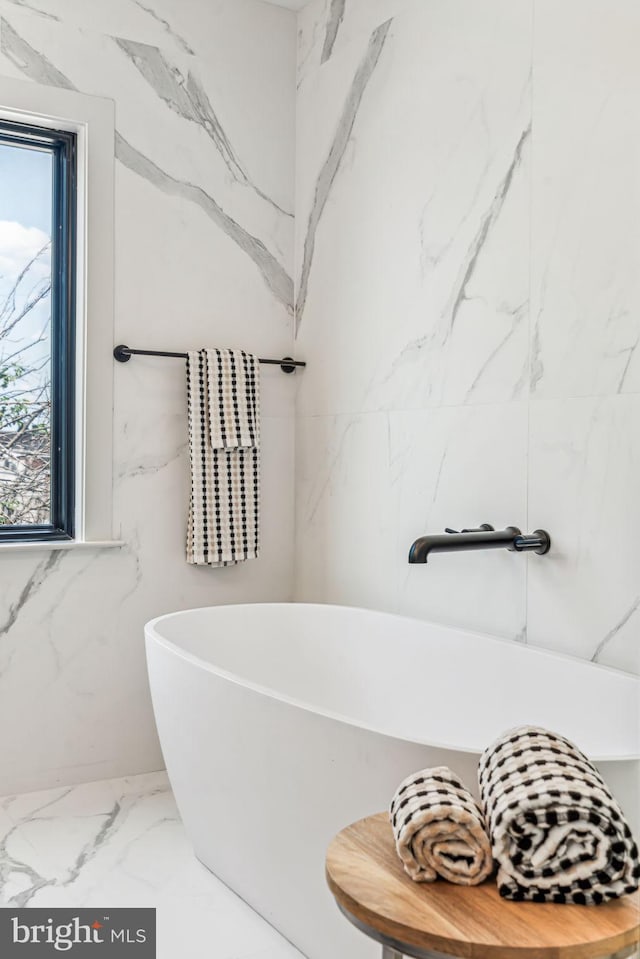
[{"xmin": 144, "ymin": 602, "xmax": 640, "ymax": 763}]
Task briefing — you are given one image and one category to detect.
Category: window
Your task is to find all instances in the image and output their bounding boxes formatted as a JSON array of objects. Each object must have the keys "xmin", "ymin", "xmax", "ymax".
[
  {"xmin": 0, "ymin": 80, "xmax": 116, "ymax": 549},
  {"xmin": 0, "ymin": 120, "xmax": 76, "ymax": 543}
]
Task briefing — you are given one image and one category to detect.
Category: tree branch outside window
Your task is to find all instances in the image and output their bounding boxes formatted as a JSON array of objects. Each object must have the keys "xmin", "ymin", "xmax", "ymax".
[{"xmin": 0, "ymin": 242, "xmax": 52, "ymax": 525}]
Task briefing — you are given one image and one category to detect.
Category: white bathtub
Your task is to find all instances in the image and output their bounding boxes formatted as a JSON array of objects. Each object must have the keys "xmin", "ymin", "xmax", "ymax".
[{"xmin": 145, "ymin": 603, "xmax": 640, "ymax": 959}]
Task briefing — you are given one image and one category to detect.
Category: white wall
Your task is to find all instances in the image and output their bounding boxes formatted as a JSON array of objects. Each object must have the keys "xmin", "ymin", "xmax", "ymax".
[
  {"xmin": 0, "ymin": 0, "xmax": 296, "ymax": 794},
  {"xmin": 294, "ymin": 0, "xmax": 640, "ymax": 676}
]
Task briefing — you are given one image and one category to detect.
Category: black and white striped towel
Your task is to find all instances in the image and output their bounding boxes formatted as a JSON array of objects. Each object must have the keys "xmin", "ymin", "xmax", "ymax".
[
  {"xmin": 479, "ymin": 725, "xmax": 640, "ymax": 905},
  {"xmin": 186, "ymin": 349, "xmax": 260, "ymax": 566},
  {"xmin": 390, "ymin": 767, "xmax": 494, "ymax": 885}
]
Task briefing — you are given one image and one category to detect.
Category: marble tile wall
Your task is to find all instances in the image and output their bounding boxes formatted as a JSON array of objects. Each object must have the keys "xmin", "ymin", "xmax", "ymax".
[
  {"xmin": 1, "ymin": 0, "xmax": 637, "ymax": 798},
  {"xmin": 0, "ymin": 0, "xmax": 297, "ymax": 794},
  {"xmin": 294, "ymin": 0, "xmax": 640, "ymax": 675}
]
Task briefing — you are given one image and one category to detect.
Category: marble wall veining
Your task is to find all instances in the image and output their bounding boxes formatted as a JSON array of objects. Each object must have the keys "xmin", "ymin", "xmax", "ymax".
[
  {"xmin": 0, "ymin": 0, "xmax": 296, "ymax": 794},
  {"xmin": 294, "ymin": 0, "xmax": 640, "ymax": 676}
]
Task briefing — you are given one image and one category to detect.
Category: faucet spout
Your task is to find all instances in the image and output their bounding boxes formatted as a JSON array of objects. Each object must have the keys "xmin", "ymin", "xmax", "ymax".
[{"xmin": 408, "ymin": 536, "xmax": 438, "ymax": 564}]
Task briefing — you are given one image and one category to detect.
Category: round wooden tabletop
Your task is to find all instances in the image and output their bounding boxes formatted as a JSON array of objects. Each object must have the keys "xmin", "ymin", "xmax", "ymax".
[{"xmin": 325, "ymin": 813, "xmax": 640, "ymax": 959}]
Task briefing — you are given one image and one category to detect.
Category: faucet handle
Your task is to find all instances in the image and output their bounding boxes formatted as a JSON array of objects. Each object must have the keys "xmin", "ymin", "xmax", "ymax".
[{"xmin": 445, "ymin": 524, "xmax": 495, "ymax": 534}]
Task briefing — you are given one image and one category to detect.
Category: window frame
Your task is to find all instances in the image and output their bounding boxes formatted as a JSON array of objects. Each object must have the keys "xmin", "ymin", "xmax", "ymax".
[{"xmin": 0, "ymin": 119, "xmax": 77, "ymax": 543}]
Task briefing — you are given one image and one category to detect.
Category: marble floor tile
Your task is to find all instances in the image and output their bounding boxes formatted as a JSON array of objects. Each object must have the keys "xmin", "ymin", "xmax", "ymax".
[{"xmin": 0, "ymin": 771, "xmax": 304, "ymax": 959}]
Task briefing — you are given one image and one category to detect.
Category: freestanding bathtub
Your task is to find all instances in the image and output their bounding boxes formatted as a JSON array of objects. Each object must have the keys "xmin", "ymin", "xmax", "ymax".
[{"xmin": 145, "ymin": 603, "xmax": 640, "ymax": 959}]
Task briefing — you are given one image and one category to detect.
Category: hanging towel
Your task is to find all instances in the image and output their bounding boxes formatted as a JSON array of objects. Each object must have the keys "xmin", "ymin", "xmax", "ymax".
[
  {"xmin": 389, "ymin": 766, "xmax": 494, "ymax": 885},
  {"xmin": 479, "ymin": 725, "xmax": 640, "ymax": 905},
  {"xmin": 186, "ymin": 348, "xmax": 260, "ymax": 566}
]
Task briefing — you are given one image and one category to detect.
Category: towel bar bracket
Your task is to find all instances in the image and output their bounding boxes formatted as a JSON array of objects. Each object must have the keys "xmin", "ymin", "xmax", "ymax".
[{"xmin": 113, "ymin": 344, "xmax": 133, "ymax": 363}]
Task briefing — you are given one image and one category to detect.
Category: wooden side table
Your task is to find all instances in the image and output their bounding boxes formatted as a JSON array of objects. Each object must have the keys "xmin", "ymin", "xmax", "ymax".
[{"xmin": 326, "ymin": 813, "xmax": 640, "ymax": 959}]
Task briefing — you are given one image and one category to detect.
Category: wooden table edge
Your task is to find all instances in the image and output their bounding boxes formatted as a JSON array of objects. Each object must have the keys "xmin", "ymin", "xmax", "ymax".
[{"xmin": 326, "ymin": 867, "xmax": 639, "ymax": 959}]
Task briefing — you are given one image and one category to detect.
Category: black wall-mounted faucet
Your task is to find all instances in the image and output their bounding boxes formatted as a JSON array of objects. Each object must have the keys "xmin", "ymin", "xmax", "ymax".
[{"xmin": 408, "ymin": 524, "xmax": 551, "ymax": 564}]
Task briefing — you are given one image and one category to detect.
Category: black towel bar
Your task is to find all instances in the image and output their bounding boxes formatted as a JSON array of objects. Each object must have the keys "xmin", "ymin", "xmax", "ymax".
[{"xmin": 113, "ymin": 345, "xmax": 306, "ymax": 375}]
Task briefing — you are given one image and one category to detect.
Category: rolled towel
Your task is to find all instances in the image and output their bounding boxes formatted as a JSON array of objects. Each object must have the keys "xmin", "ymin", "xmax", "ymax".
[
  {"xmin": 389, "ymin": 766, "xmax": 494, "ymax": 885},
  {"xmin": 479, "ymin": 725, "xmax": 640, "ymax": 905}
]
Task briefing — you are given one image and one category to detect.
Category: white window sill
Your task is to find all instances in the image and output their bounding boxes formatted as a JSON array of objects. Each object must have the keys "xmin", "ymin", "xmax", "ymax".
[{"xmin": 0, "ymin": 540, "xmax": 125, "ymax": 553}]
